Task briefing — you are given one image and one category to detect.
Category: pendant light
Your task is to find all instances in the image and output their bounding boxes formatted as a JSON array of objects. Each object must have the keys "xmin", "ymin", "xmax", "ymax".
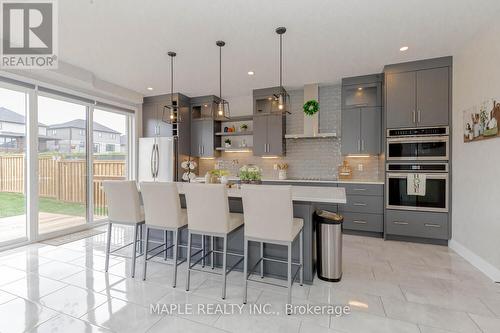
[
  {"xmin": 275, "ymin": 27, "xmax": 290, "ymax": 114},
  {"xmin": 162, "ymin": 51, "xmax": 181, "ymax": 124},
  {"xmin": 216, "ymin": 40, "xmax": 230, "ymax": 119}
]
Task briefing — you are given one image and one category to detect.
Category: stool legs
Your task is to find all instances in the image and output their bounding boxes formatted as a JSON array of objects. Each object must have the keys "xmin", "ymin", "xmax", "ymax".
[
  {"xmin": 131, "ymin": 224, "xmax": 139, "ymax": 278},
  {"xmin": 300, "ymin": 229, "xmax": 304, "ymax": 286},
  {"xmin": 201, "ymin": 235, "xmax": 205, "ymax": 268},
  {"xmin": 243, "ymin": 238, "xmax": 248, "ymax": 304},
  {"xmin": 260, "ymin": 242, "xmax": 264, "ymax": 278},
  {"xmin": 164, "ymin": 230, "xmax": 168, "ymax": 260},
  {"xmin": 185, "ymin": 231, "xmax": 192, "ymax": 291},
  {"xmin": 210, "ymin": 236, "xmax": 214, "ymax": 269},
  {"xmin": 172, "ymin": 230, "xmax": 179, "ymax": 288},
  {"xmin": 142, "ymin": 226, "xmax": 150, "ymax": 281},
  {"xmin": 105, "ymin": 222, "xmax": 112, "ymax": 272},
  {"xmin": 222, "ymin": 235, "xmax": 228, "ymax": 299},
  {"xmin": 287, "ymin": 242, "xmax": 292, "ymax": 307}
]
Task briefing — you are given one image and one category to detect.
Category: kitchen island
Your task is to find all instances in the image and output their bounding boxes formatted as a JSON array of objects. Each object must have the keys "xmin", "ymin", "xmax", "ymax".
[{"xmin": 157, "ymin": 183, "xmax": 346, "ymax": 284}]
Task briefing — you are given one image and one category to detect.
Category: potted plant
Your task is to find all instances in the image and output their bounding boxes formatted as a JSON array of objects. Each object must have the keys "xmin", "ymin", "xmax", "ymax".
[
  {"xmin": 276, "ymin": 162, "xmax": 288, "ymax": 180},
  {"xmin": 240, "ymin": 123, "xmax": 248, "ymax": 132},
  {"xmin": 224, "ymin": 138, "xmax": 232, "ymax": 148},
  {"xmin": 209, "ymin": 169, "xmax": 229, "ymax": 184},
  {"xmin": 303, "ymin": 99, "xmax": 319, "ymax": 116},
  {"xmin": 239, "ymin": 165, "xmax": 262, "ymax": 184}
]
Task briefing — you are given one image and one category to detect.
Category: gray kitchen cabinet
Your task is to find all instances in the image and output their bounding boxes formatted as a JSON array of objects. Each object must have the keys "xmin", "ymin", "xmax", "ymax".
[
  {"xmin": 341, "ymin": 107, "xmax": 381, "ymax": 155},
  {"xmin": 252, "ymin": 115, "xmax": 267, "ymax": 156},
  {"xmin": 253, "ymin": 114, "xmax": 285, "ymax": 156},
  {"xmin": 386, "ymin": 71, "xmax": 416, "ymax": 128},
  {"xmin": 385, "ymin": 58, "xmax": 451, "ymax": 129},
  {"xmin": 416, "ymin": 67, "xmax": 449, "ymax": 127},
  {"xmin": 142, "ymin": 102, "xmax": 172, "ymax": 137},
  {"xmin": 360, "ymin": 107, "xmax": 382, "ymax": 154},
  {"xmin": 385, "ymin": 210, "xmax": 448, "ymax": 240},
  {"xmin": 340, "ymin": 183, "xmax": 384, "ymax": 234},
  {"xmin": 341, "ymin": 108, "xmax": 360, "ymax": 154},
  {"xmin": 190, "ymin": 119, "xmax": 220, "ymax": 158}
]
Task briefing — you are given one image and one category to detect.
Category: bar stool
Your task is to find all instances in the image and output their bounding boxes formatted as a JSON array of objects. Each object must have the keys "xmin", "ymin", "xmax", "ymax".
[
  {"xmin": 183, "ymin": 183, "xmax": 244, "ymax": 299},
  {"xmin": 102, "ymin": 180, "xmax": 145, "ymax": 278},
  {"xmin": 241, "ymin": 185, "xmax": 304, "ymax": 306},
  {"xmin": 140, "ymin": 182, "xmax": 188, "ymax": 287}
]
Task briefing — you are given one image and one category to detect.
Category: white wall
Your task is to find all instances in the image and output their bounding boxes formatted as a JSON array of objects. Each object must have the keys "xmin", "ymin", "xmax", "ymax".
[{"xmin": 451, "ymin": 20, "xmax": 500, "ymax": 281}]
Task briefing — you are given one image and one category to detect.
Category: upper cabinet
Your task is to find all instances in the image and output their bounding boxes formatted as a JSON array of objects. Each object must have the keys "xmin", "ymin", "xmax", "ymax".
[
  {"xmin": 341, "ymin": 74, "xmax": 383, "ymax": 155},
  {"xmin": 385, "ymin": 57, "xmax": 451, "ymax": 129},
  {"xmin": 253, "ymin": 114, "xmax": 285, "ymax": 156},
  {"xmin": 253, "ymin": 86, "xmax": 288, "ymax": 115},
  {"xmin": 142, "ymin": 93, "xmax": 191, "ymax": 156},
  {"xmin": 189, "ymin": 95, "xmax": 221, "ymax": 158}
]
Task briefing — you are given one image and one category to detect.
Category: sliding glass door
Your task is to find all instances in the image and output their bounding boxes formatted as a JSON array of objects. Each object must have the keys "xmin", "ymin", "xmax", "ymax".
[
  {"xmin": 37, "ymin": 95, "xmax": 88, "ymax": 235},
  {"xmin": 92, "ymin": 108, "xmax": 131, "ymax": 222},
  {"xmin": 0, "ymin": 85, "xmax": 29, "ymax": 245}
]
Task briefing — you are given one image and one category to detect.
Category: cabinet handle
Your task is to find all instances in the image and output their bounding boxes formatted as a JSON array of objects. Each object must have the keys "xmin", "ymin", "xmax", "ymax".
[
  {"xmin": 417, "ymin": 110, "xmax": 421, "ymax": 123},
  {"xmin": 353, "ymin": 188, "xmax": 367, "ymax": 191},
  {"xmin": 353, "ymin": 220, "xmax": 367, "ymax": 224},
  {"xmin": 393, "ymin": 221, "xmax": 409, "ymax": 225},
  {"xmin": 424, "ymin": 223, "xmax": 441, "ymax": 228},
  {"xmin": 353, "ymin": 203, "xmax": 367, "ymax": 206},
  {"xmin": 361, "ymin": 140, "xmax": 365, "ymax": 151},
  {"xmin": 357, "ymin": 140, "xmax": 361, "ymax": 152},
  {"xmin": 412, "ymin": 110, "xmax": 416, "ymax": 123}
]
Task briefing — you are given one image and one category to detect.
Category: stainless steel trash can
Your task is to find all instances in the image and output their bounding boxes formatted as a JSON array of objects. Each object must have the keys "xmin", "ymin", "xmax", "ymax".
[{"xmin": 315, "ymin": 210, "xmax": 343, "ymax": 282}]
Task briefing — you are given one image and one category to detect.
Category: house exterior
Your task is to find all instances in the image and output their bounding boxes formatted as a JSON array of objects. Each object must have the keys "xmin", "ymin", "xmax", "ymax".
[
  {"xmin": 46, "ymin": 119, "xmax": 121, "ymax": 154},
  {"xmin": 0, "ymin": 107, "xmax": 51, "ymax": 152}
]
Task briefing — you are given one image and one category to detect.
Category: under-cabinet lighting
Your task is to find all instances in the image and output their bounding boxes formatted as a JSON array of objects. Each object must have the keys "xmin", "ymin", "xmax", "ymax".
[
  {"xmin": 224, "ymin": 149, "xmax": 251, "ymax": 153},
  {"xmin": 346, "ymin": 154, "xmax": 371, "ymax": 158},
  {"xmin": 261, "ymin": 156, "xmax": 279, "ymax": 159},
  {"xmin": 357, "ymin": 87, "xmax": 363, "ymax": 91},
  {"xmin": 400, "ymin": 46, "xmax": 409, "ymax": 52},
  {"xmin": 199, "ymin": 157, "xmax": 215, "ymax": 160}
]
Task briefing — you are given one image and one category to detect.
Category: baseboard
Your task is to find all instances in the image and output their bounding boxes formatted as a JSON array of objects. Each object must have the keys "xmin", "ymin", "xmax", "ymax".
[{"xmin": 449, "ymin": 239, "xmax": 500, "ymax": 283}]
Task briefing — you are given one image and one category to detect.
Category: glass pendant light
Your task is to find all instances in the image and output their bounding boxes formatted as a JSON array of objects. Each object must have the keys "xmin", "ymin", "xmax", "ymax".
[
  {"xmin": 275, "ymin": 27, "xmax": 290, "ymax": 114},
  {"xmin": 216, "ymin": 40, "xmax": 230, "ymax": 119},
  {"xmin": 162, "ymin": 51, "xmax": 181, "ymax": 124}
]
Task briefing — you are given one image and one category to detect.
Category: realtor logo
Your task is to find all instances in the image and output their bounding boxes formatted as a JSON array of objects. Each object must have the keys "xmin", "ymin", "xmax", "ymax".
[{"xmin": 1, "ymin": 0, "xmax": 58, "ymax": 68}]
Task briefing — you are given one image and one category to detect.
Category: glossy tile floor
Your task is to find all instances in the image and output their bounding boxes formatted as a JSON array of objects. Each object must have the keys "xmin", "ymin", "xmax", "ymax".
[{"xmin": 0, "ymin": 227, "xmax": 499, "ymax": 333}]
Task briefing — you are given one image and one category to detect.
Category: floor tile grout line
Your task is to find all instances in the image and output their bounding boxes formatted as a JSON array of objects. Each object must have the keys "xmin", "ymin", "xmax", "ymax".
[{"xmin": 465, "ymin": 312, "xmax": 486, "ymax": 333}]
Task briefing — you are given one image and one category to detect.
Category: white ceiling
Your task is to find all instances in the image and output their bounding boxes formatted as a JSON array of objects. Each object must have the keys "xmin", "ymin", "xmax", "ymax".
[{"xmin": 59, "ymin": 0, "xmax": 500, "ymax": 99}]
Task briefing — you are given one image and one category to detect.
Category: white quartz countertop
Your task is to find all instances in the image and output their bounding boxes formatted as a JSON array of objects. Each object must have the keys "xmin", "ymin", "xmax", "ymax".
[
  {"xmin": 194, "ymin": 177, "xmax": 384, "ymax": 185},
  {"xmin": 177, "ymin": 183, "xmax": 347, "ymax": 204}
]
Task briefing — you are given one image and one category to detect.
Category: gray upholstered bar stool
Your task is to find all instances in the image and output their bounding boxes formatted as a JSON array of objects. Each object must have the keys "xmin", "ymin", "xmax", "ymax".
[
  {"xmin": 183, "ymin": 183, "xmax": 244, "ymax": 299},
  {"xmin": 140, "ymin": 182, "xmax": 188, "ymax": 287},
  {"xmin": 241, "ymin": 185, "xmax": 304, "ymax": 306},
  {"xmin": 102, "ymin": 180, "xmax": 145, "ymax": 278}
]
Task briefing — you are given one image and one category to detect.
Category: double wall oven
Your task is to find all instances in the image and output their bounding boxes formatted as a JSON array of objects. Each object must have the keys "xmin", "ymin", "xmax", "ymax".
[{"xmin": 386, "ymin": 127, "xmax": 449, "ymax": 213}]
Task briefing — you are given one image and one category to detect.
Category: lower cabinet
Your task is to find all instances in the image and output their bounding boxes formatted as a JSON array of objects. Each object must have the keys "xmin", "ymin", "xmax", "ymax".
[
  {"xmin": 385, "ymin": 210, "xmax": 449, "ymax": 240},
  {"xmin": 339, "ymin": 184, "xmax": 384, "ymax": 233}
]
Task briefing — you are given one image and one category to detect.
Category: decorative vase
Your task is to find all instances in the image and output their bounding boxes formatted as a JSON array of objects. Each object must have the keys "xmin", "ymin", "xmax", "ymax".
[
  {"xmin": 225, "ymin": 143, "xmax": 231, "ymax": 148},
  {"xmin": 220, "ymin": 175, "xmax": 228, "ymax": 185},
  {"xmin": 278, "ymin": 170, "xmax": 287, "ymax": 180}
]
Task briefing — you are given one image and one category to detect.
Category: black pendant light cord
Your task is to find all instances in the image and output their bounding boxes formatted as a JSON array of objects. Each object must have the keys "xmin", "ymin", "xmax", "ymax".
[
  {"xmin": 219, "ymin": 44, "xmax": 222, "ymax": 100},
  {"xmin": 170, "ymin": 54, "xmax": 174, "ymax": 107},
  {"xmin": 279, "ymin": 32, "xmax": 282, "ymax": 89}
]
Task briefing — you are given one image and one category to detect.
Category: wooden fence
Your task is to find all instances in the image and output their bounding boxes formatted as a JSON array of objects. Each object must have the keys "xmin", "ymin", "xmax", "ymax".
[{"xmin": 0, "ymin": 154, "xmax": 125, "ymax": 213}]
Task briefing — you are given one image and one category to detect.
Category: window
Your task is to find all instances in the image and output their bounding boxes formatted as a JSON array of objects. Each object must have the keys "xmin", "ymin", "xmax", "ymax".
[
  {"xmin": 52, "ymin": 129, "xmax": 57, "ymax": 135},
  {"xmin": 38, "ymin": 95, "xmax": 87, "ymax": 235},
  {"xmin": 79, "ymin": 129, "xmax": 84, "ymax": 135},
  {"xmin": 111, "ymin": 134, "xmax": 116, "ymax": 139},
  {"xmin": 0, "ymin": 122, "xmax": 2, "ymax": 129},
  {"xmin": 0, "ymin": 85, "xmax": 28, "ymax": 245},
  {"xmin": 98, "ymin": 132, "xmax": 102, "ymax": 138},
  {"xmin": 93, "ymin": 108, "xmax": 131, "ymax": 220}
]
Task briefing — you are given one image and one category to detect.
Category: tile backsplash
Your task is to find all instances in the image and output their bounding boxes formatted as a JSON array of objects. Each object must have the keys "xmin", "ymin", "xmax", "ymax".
[{"xmin": 197, "ymin": 85, "xmax": 384, "ymax": 180}]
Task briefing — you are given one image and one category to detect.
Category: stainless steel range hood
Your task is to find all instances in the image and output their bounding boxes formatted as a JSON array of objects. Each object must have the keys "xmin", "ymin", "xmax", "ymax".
[{"xmin": 284, "ymin": 84, "xmax": 337, "ymax": 139}]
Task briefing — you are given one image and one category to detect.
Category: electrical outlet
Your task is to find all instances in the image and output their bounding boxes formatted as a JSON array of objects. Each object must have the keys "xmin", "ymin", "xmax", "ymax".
[
  {"xmin": 273, "ymin": 164, "xmax": 278, "ymax": 170},
  {"xmin": 357, "ymin": 164, "xmax": 364, "ymax": 172}
]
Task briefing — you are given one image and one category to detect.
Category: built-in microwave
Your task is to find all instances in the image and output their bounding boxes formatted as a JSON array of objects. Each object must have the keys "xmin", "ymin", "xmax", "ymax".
[
  {"xmin": 386, "ymin": 127, "xmax": 449, "ymax": 161},
  {"xmin": 386, "ymin": 163, "xmax": 449, "ymax": 213}
]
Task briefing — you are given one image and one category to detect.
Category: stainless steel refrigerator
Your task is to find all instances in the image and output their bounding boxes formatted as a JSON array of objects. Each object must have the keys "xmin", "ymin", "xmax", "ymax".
[{"xmin": 138, "ymin": 137, "xmax": 177, "ymax": 182}]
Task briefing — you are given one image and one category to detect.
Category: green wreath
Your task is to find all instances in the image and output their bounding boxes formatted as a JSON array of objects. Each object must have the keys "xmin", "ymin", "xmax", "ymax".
[{"xmin": 303, "ymin": 99, "xmax": 319, "ymax": 116}]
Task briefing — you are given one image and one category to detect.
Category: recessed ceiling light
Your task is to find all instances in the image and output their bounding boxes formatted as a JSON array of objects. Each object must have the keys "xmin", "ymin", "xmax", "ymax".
[
  {"xmin": 247, "ymin": 71, "xmax": 255, "ymax": 76},
  {"xmin": 400, "ymin": 46, "xmax": 409, "ymax": 52},
  {"xmin": 147, "ymin": 87, "xmax": 154, "ymax": 91}
]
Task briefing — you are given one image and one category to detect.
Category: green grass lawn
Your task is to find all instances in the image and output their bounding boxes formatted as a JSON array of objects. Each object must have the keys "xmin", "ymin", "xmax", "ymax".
[{"xmin": 0, "ymin": 192, "xmax": 86, "ymax": 218}]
